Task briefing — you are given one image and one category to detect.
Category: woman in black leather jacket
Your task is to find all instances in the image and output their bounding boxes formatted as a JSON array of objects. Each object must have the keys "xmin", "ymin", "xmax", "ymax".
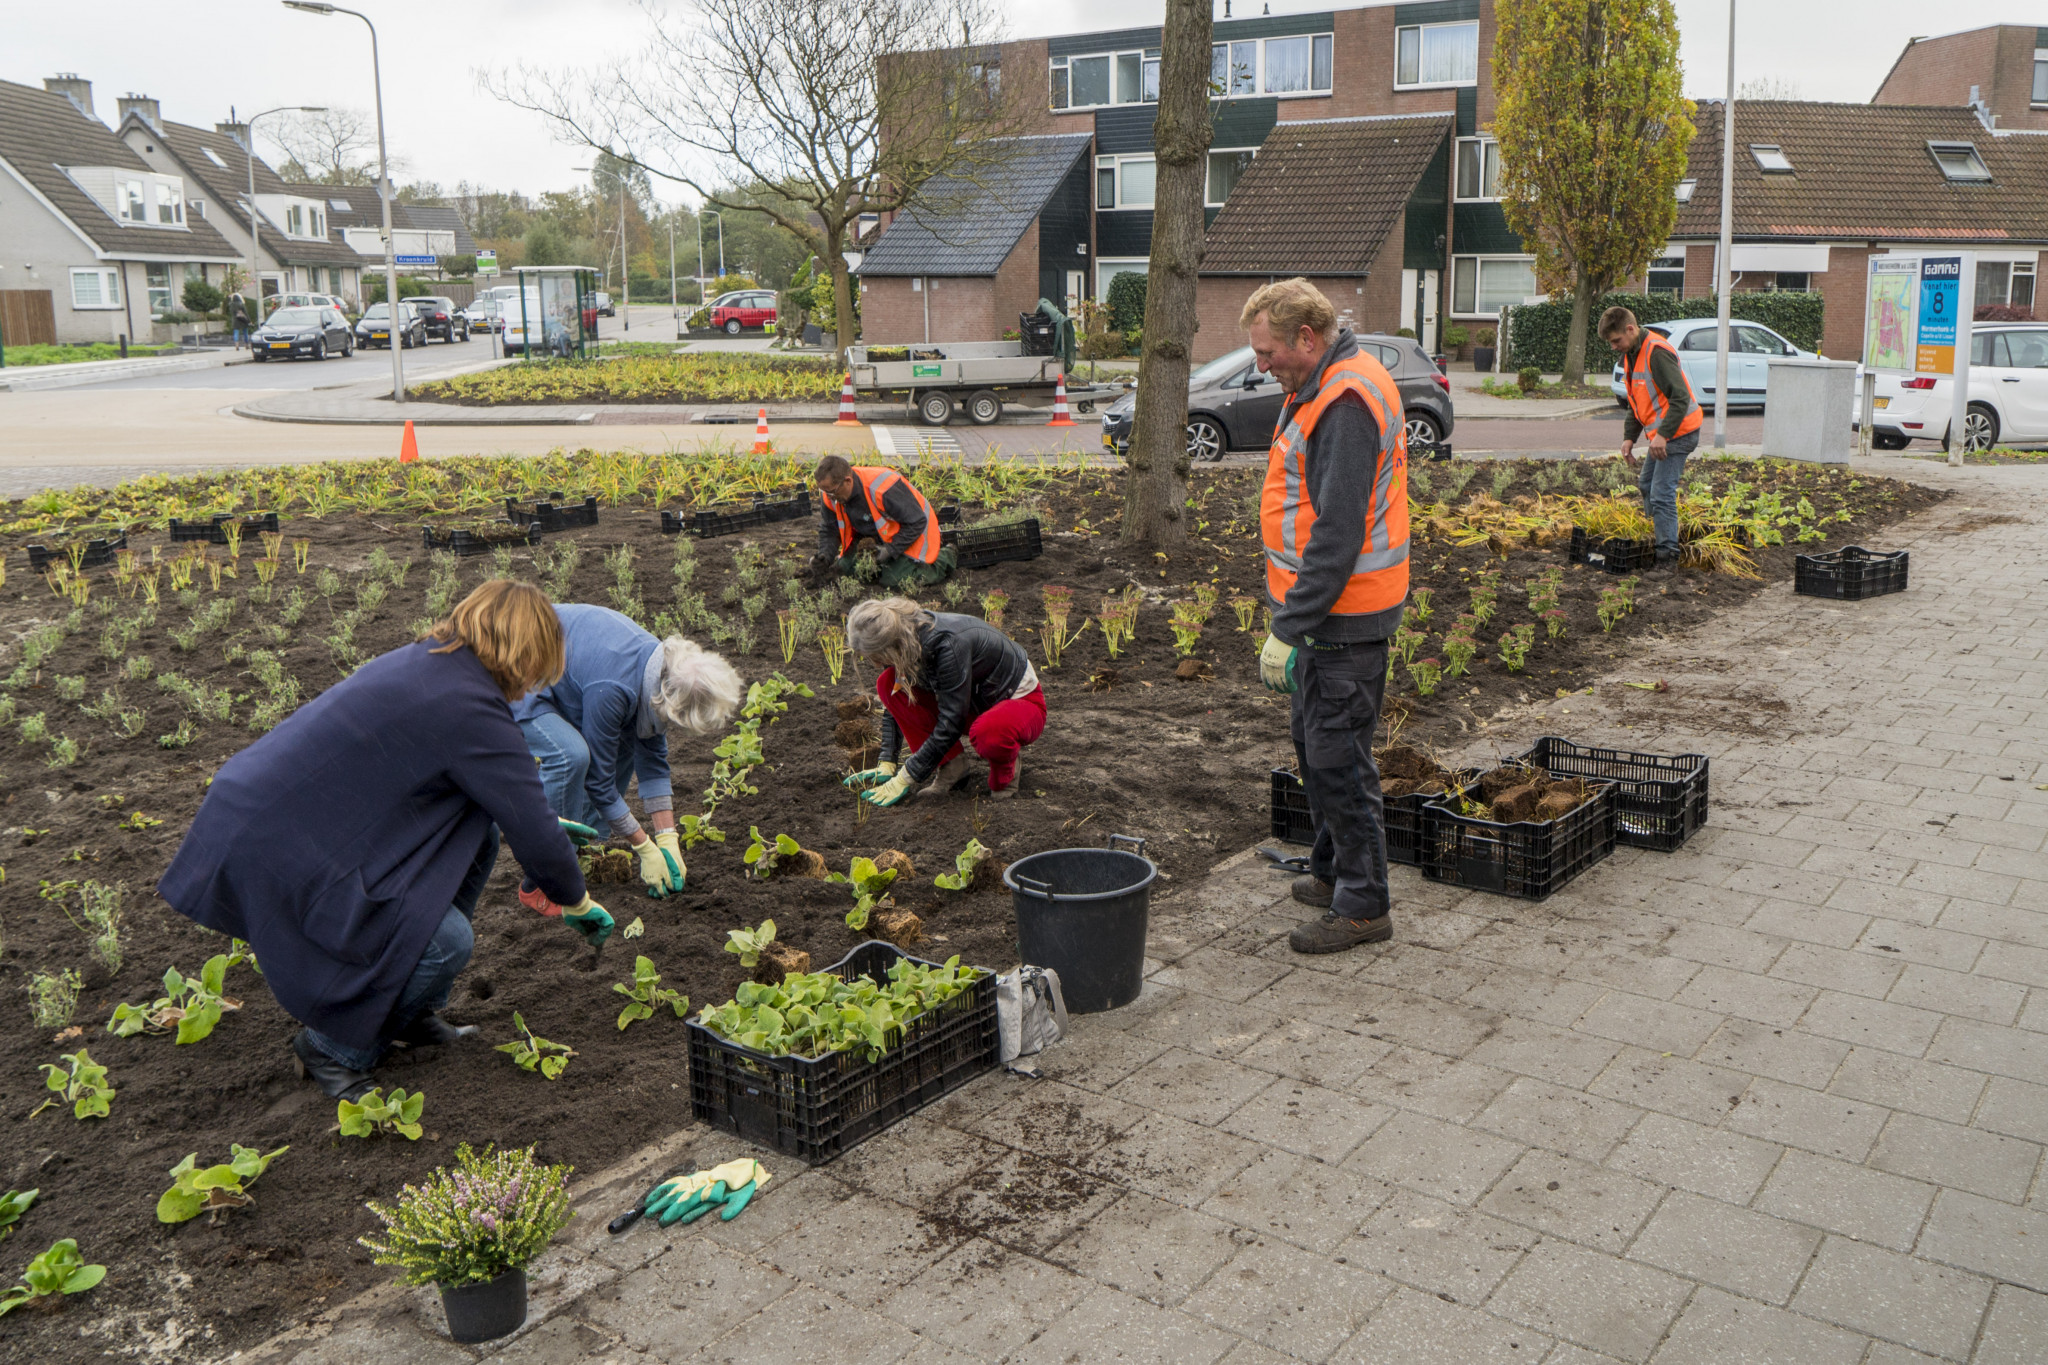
[{"xmin": 841, "ymin": 597, "xmax": 1046, "ymax": 805}]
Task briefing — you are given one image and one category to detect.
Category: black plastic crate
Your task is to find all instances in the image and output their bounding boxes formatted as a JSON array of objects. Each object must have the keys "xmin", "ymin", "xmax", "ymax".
[
  {"xmin": 688, "ymin": 941, "xmax": 998, "ymax": 1164},
  {"xmin": 1270, "ymin": 765, "xmax": 1481, "ymax": 867},
  {"xmin": 1795, "ymin": 546, "xmax": 1908, "ymax": 601},
  {"xmin": 422, "ymin": 522, "xmax": 543, "ymax": 557},
  {"xmin": 504, "ymin": 493, "xmax": 599, "ymax": 534},
  {"xmin": 1568, "ymin": 526, "xmax": 1655, "ymax": 574},
  {"xmin": 1270, "ymin": 768, "xmax": 1314, "ymax": 844},
  {"xmin": 936, "ymin": 504, "xmax": 962, "ymax": 525},
  {"xmin": 26, "ymin": 530, "xmax": 128, "ymax": 573},
  {"xmin": 752, "ymin": 488, "xmax": 813, "ymax": 523},
  {"xmin": 940, "ymin": 517, "xmax": 1043, "ymax": 569},
  {"xmin": 1514, "ymin": 737, "xmax": 1707, "ymax": 852},
  {"xmin": 661, "ymin": 502, "xmax": 769, "ymax": 538},
  {"xmin": 1420, "ymin": 781, "xmax": 1616, "ymax": 900},
  {"xmin": 168, "ymin": 512, "xmax": 280, "ymax": 544}
]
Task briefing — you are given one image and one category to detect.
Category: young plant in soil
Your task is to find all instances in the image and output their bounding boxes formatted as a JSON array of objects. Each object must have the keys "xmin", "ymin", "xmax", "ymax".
[
  {"xmin": 0, "ymin": 1189, "xmax": 36, "ymax": 1243},
  {"xmin": 33, "ymin": 1048, "xmax": 114, "ymax": 1120},
  {"xmin": 1442, "ymin": 616, "xmax": 1480, "ymax": 678},
  {"xmin": 932, "ymin": 838, "xmax": 993, "ymax": 891},
  {"xmin": 613, "ymin": 956, "xmax": 688, "ymax": 1031},
  {"xmin": 495, "ymin": 1011, "xmax": 575, "ymax": 1079},
  {"xmin": 742, "ymin": 828, "xmax": 825, "ymax": 879},
  {"xmin": 980, "ymin": 589, "xmax": 1009, "ymax": 628},
  {"xmin": 828, "ymin": 856, "xmax": 900, "ymax": 931},
  {"xmin": 1497, "ymin": 623, "xmax": 1535, "ymax": 672},
  {"xmin": 157, "ymin": 1144, "xmax": 288, "ymax": 1226},
  {"xmin": 1040, "ymin": 586, "xmax": 1090, "ymax": 667},
  {"xmin": 1168, "ymin": 600, "xmax": 1207, "ymax": 657},
  {"xmin": 107, "ymin": 949, "xmax": 249, "ymax": 1044},
  {"xmin": 27, "ymin": 968, "xmax": 81, "ymax": 1030},
  {"xmin": 0, "ymin": 1239, "xmax": 105, "ymax": 1315},
  {"xmin": 42, "ymin": 878, "xmax": 122, "ymax": 974},
  {"xmin": 817, "ymin": 628, "xmax": 848, "ymax": 685},
  {"xmin": 1409, "ymin": 658, "xmax": 1443, "ymax": 696},
  {"xmin": 337, "ymin": 1087, "xmax": 425, "ymax": 1140}
]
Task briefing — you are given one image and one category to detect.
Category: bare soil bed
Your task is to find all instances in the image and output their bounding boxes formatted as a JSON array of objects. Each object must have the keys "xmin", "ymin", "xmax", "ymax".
[{"xmin": 0, "ymin": 457, "xmax": 1940, "ymax": 1362}]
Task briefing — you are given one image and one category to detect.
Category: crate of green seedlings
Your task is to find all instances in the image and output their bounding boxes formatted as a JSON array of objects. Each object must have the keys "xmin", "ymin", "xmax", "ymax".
[
  {"xmin": 168, "ymin": 512, "xmax": 280, "ymax": 544},
  {"xmin": 422, "ymin": 522, "xmax": 544, "ymax": 557},
  {"xmin": 1794, "ymin": 546, "xmax": 1908, "ymax": 601},
  {"xmin": 26, "ymin": 530, "xmax": 128, "ymax": 573},
  {"xmin": 503, "ymin": 493, "xmax": 599, "ymax": 534},
  {"xmin": 1567, "ymin": 526, "xmax": 1655, "ymax": 574},
  {"xmin": 1421, "ymin": 768, "xmax": 1616, "ymax": 900},
  {"xmin": 1514, "ymin": 736, "xmax": 1708, "ymax": 852},
  {"xmin": 941, "ymin": 517, "xmax": 1043, "ymax": 570},
  {"xmin": 688, "ymin": 941, "xmax": 996, "ymax": 1164}
]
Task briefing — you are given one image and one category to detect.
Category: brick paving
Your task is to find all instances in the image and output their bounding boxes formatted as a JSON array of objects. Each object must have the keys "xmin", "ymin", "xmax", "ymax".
[{"xmin": 234, "ymin": 456, "xmax": 2048, "ymax": 1365}]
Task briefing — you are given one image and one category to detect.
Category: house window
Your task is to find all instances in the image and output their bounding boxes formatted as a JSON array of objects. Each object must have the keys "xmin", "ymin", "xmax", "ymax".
[
  {"xmin": 1451, "ymin": 256, "xmax": 1538, "ymax": 315},
  {"xmin": 1050, "ymin": 49, "xmax": 1156, "ymax": 110},
  {"xmin": 1749, "ymin": 144, "xmax": 1794, "ymax": 173},
  {"xmin": 156, "ymin": 181, "xmax": 184, "ymax": 224},
  {"xmin": 1096, "ymin": 259, "xmax": 1147, "ymax": 299},
  {"xmin": 1071, "ymin": 55, "xmax": 1109, "ymax": 106},
  {"xmin": 1977, "ymin": 260, "xmax": 2037, "ymax": 309},
  {"xmin": 1210, "ymin": 33, "xmax": 1334, "ymax": 98},
  {"xmin": 1455, "ymin": 137, "xmax": 1501, "ymax": 201},
  {"xmin": 1097, "ymin": 155, "xmax": 1156, "ymax": 209},
  {"xmin": 188, "ymin": 198, "xmax": 207, "ymax": 219},
  {"xmin": 287, "ymin": 204, "xmax": 305, "ymax": 235},
  {"xmin": 1646, "ymin": 251, "xmax": 1686, "ymax": 297},
  {"xmin": 1771, "ymin": 272, "xmax": 1810, "ymax": 292},
  {"xmin": 1674, "ymin": 179, "xmax": 1696, "ymax": 203},
  {"xmin": 1928, "ymin": 141, "xmax": 1991, "ymax": 182},
  {"xmin": 1050, "ymin": 63, "xmax": 1068, "ymax": 109},
  {"xmin": 1395, "ymin": 21, "xmax": 1479, "ymax": 89},
  {"xmin": 2035, "ymin": 50, "xmax": 2048, "ymax": 105},
  {"xmin": 121, "ymin": 179, "xmax": 147, "ymax": 222},
  {"xmin": 203, "ymin": 145, "xmax": 228, "ymax": 168},
  {"xmin": 147, "ymin": 263, "xmax": 173, "ymax": 314},
  {"xmin": 1207, "ymin": 149, "xmax": 1256, "ymax": 206},
  {"xmin": 1143, "ymin": 52, "xmax": 1160, "ymax": 102},
  {"xmin": 70, "ymin": 267, "xmax": 122, "ymax": 309}
]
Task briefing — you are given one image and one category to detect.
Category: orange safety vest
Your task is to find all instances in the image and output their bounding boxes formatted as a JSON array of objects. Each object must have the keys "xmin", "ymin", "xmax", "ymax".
[
  {"xmin": 829, "ymin": 466, "xmax": 941, "ymax": 564},
  {"xmin": 1624, "ymin": 331, "xmax": 1704, "ymax": 438},
  {"xmin": 1261, "ymin": 350, "xmax": 1410, "ymax": 619}
]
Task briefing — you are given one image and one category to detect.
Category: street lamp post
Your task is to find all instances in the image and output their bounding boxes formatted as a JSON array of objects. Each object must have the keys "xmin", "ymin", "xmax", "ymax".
[
  {"xmin": 283, "ymin": 2, "xmax": 406, "ymax": 402},
  {"xmin": 1712, "ymin": 0, "xmax": 1737, "ymax": 451},
  {"xmin": 238, "ymin": 104, "xmax": 326, "ymax": 346}
]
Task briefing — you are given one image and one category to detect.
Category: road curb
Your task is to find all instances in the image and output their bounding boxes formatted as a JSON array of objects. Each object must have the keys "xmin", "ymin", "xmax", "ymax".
[{"xmin": 0, "ymin": 349, "xmax": 249, "ymax": 393}]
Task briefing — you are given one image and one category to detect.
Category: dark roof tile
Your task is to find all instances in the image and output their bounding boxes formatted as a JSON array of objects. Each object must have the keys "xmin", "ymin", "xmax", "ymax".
[{"xmin": 859, "ymin": 133, "xmax": 1094, "ymax": 277}]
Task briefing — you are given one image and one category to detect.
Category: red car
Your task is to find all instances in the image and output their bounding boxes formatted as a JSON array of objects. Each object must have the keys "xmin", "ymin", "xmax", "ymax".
[{"xmin": 709, "ymin": 290, "xmax": 777, "ymax": 335}]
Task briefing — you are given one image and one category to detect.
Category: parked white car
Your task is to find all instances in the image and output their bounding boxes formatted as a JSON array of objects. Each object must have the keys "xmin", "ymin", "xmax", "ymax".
[
  {"xmin": 1608, "ymin": 315, "xmax": 1816, "ymax": 412},
  {"xmin": 1868, "ymin": 323, "xmax": 2048, "ymax": 451}
]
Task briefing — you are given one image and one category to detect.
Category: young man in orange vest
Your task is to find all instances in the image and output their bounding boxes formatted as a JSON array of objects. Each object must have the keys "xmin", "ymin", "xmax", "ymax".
[
  {"xmin": 1602, "ymin": 306, "xmax": 1702, "ymax": 567},
  {"xmin": 810, "ymin": 456, "xmax": 958, "ymax": 589},
  {"xmin": 1247, "ymin": 279, "xmax": 1410, "ymax": 954}
]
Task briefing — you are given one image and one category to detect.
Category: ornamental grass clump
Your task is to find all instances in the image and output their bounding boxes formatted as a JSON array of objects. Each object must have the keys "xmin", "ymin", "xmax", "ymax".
[{"xmin": 359, "ymin": 1144, "xmax": 574, "ymax": 1289}]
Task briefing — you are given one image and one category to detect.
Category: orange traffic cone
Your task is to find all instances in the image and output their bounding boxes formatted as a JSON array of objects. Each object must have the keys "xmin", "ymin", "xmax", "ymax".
[
  {"xmin": 752, "ymin": 407, "xmax": 772, "ymax": 454},
  {"xmin": 834, "ymin": 374, "xmax": 861, "ymax": 426},
  {"xmin": 399, "ymin": 419, "xmax": 420, "ymax": 463},
  {"xmin": 1047, "ymin": 372, "xmax": 1076, "ymax": 427}
]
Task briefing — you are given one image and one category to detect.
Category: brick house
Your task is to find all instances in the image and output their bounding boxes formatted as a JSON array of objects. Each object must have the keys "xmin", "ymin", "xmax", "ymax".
[
  {"xmin": 1874, "ymin": 25, "xmax": 2048, "ymax": 132},
  {"xmin": 1665, "ymin": 100, "xmax": 2048, "ymax": 361}
]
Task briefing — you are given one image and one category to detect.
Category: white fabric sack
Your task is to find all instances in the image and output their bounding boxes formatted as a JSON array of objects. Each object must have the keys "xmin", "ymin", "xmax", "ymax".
[{"xmin": 996, "ymin": 965, "xmax": 1069, "ymax": 1075}]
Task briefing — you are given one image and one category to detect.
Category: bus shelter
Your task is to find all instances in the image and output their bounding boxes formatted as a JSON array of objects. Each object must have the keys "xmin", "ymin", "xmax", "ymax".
[{"xmin": 510, "ymin": 265, "xmax": 600, "ymax": 360}]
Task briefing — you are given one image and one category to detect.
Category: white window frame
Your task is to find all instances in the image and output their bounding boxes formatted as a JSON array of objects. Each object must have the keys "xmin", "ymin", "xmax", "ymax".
[
  {"xmin": 2035, "ymin": 49, "xmax": 2048, "ymax": 106},
  {"xmin": 1096, "ymin": 258, "xmax": 1148, "ymax": 300},
  {"xmin": 1674, "ymin": 179, "xmax": 1697, "ymax": 204},
  {"xmin": 70, "ymin": 266, "xmax": 122, "ymax": 310},
  {"xmin": 1450, "ymin": 254, "xmax": 1539, "ymax": 318},
  {"xmin": 1454, "ymin": 136, "xmax": 1502, "ymax": 202},
  {"xmin": 1205, "ymin": 147, "xmax": 1258, "ymax": 207},
  {"xmin": 1394, "ymin": 20, "xmax": 1480, "ymax": 91},
  {"xmin": 1049, "ymin": 48, "xmax": 1157, "ymax": 111},
  {"xmin": 146, "ymin": 262, "xmax": 175, "ymax": 315},
  {"xmin": 155, "ymin": 181, "xmax": 185, "ymax": 225},
  {"xmin": 1209, "ymin": 32, "xmax": 1334, "ymax": 99},
  {"xmin": 1927, "ymin": 141, "xmax": 1991, "ymax": 183},
  {"xmin": 1096, "ymin": 154, "xmax": 1156, "ymax": 210},
  {"xmin": 1749, "ymin": 144, "xmax": 1794, "ymax": 174}
]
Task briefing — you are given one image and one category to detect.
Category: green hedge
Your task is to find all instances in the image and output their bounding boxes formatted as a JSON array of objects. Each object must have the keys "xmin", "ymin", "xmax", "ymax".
[
  {"xmin": 1106, "ymin": 271, "xmax": 1148, "ymax": 334},
  {"xmin": 1504, "ymin": 291, "xmax": 1826, "ymax": 372}
]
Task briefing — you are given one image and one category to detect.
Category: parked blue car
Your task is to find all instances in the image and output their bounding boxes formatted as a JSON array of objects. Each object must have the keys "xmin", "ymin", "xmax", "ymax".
[{"xmin": 1608, "ymin": 316, "xmax": 1816, "ymax": 412}]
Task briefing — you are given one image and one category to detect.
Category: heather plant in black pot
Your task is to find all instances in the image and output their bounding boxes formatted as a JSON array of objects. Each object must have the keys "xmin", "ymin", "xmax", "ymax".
[{"xmin": 359, "ymin": 1144, "xmax": 574, "ymax": 1343}]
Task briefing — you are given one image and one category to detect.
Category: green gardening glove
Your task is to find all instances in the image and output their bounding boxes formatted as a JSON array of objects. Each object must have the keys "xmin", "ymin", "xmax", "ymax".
[
  {"xmin": 644, "ymin": 1159, "xmax": 771, "ymax": 1226},
  {"xmin": 635, "ymin": 831, "xmax": 686, "ymax": 897},
  {"xmin": 561, "ymin": 896, "xmax": 614, "ymax": 948},
  {"xmin": 1258, "ymin": 633, "xmax": 1303, "ymax": 695},
  {"xmin": 842, "ymin": 761, "xmax": 898, "ymax": 790},
  {"xmin": 860, "ymin": 771, "xmax": 916, "ymax": 808},
  {"xmin": 558, "ymin": 818, "xmax": 602, "ymax": 848}
]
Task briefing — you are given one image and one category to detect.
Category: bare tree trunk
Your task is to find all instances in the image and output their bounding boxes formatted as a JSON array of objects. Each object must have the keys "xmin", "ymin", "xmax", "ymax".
[
  {"xmin": 1562, "ymin": 268, "xmax": 1593, "ymax": 386},
  {"xmin": 1121, "ymin": 0, "xmax": 1212, "ymax": 548},
  {"xmin": 829, "ymin": 248, "xmax": 855, "ymax": 365}
]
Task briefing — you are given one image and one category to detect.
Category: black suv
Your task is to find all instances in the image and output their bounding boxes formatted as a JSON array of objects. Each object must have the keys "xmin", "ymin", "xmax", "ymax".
[
  {"xmin": 1101, "ymin": 335, "xmax": 1455, "ymax": 460},
  {"xmin": 411, "ymin": 296, "xmax": 466, "ymax": 344}
]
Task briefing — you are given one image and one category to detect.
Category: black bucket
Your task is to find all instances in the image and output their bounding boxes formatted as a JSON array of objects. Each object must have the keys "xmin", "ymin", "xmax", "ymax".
[{"xmin": 1004, "ymin": 835, "xmax": 1157, "ymax": 1013}]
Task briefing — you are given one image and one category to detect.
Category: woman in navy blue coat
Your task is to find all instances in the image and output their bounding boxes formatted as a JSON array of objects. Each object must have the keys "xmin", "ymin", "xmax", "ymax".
[{"xmin": 158, "ymin": 580, "xmax": 614, "ymax": 1100}]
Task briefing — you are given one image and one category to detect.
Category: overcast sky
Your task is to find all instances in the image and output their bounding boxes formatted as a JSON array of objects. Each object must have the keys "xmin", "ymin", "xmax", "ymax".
[{"xmin": 3, "ymin": 1, "xmax": 2021, "ymax": 204}]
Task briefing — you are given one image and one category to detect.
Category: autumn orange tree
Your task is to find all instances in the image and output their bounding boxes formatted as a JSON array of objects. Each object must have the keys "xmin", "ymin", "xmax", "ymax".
[{"xmin": 1493, "ymin": 0, "xmax": 1695, "ymax": 384}]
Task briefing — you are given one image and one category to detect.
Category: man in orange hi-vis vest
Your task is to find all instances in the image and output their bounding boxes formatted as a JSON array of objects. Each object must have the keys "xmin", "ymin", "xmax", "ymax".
[
  {"xmin": 1247, "ymin": 278, "xmax": 1409, "ymax": 955},
  {"xmin": 810, "ymin": 455, "xmax": 958, "ymax": 589},
  {"xmin": 1602, "ymin": 305, "xmax": 1701, "ymax": 566}
]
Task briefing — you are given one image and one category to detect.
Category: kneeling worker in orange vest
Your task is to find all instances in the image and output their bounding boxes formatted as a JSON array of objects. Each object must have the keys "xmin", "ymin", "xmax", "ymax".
[
  {"xmin": 810, "ymin": 456, "xmax": 958, "ymax": 589},
  {"xmin": 1248, "ymin": 278, "xmax": 1410, "ymax": 955}
]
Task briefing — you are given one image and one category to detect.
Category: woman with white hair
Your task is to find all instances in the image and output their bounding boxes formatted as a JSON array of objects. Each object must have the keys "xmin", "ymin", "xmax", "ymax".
[
  {"xmin": 512, "ymin": 602, "xmax": 743, "ymax": 902},
  {"xmin": 842, "ymin": 597, "xmax": 1045, "ymax": 807}
]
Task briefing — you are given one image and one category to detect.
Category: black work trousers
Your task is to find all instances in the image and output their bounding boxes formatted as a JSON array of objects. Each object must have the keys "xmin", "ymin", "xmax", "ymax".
[{"xmin": 1288, "ymin": 639, "xmax": 1392, "ymax": 921}]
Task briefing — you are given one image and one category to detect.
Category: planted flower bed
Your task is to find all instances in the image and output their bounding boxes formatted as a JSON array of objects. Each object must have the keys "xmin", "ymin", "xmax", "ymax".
[
  {"xmin": 0, "ymin": 452, "xmax": 1941, "ymax": 1361},
  {"xmin": 412, "ymin": 353, "xmax": 843, "ymax": 406}
]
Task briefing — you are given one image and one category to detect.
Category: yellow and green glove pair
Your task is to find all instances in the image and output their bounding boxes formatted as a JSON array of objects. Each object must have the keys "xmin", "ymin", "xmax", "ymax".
[
  {"xmin": 642, "ymin": 1158, "xmax": 772, "ymax": 1226},
  {"xmin": 845, "ymin": 761, "xmax": 912, "ymax": 808}
]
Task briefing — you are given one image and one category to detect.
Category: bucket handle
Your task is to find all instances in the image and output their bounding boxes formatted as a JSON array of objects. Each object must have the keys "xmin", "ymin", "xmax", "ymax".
[
  {"xmin": 1013, "ymin": 872, "xmax": 1054, "ymax": 900},
  {"xmin": 1109, "ymin": 834, "xmax": 1148, "ymax": 857}
]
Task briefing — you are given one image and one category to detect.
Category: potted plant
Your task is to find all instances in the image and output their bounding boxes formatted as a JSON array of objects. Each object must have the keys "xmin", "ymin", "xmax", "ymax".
[
  {"xmin": 1473, "ymin": 327, "xmax": 1497, "ymax": 373},
  {"xmin": 359, "ymin": 1144, "xmax": 574, "ymax": 1344},
  {"xmin": 1441, "ymin": 324, "xmax": 1470, "ymax": 360}
]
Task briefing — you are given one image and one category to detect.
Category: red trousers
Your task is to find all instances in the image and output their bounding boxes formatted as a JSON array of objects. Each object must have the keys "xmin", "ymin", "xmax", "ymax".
[{"xmin": 877, "ymin": 668, "xmax": 1046, "ymax": 791}]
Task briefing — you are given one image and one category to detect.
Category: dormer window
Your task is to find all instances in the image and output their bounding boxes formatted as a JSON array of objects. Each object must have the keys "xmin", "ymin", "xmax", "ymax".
[
  {"xmin": 1928, "ymin": 141, "xmax": 1991, "ymax": 182},
  {"xmin": 1749, "ymin": 144, "xmax": 1793, "ymax": 174}
]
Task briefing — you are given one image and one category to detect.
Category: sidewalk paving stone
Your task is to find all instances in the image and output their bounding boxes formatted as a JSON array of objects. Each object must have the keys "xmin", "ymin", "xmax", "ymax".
[
  {"xmin": 1625, "ymin": 1191, "xmax": 1820, "ymax": 1305},
  {"xmin": 1485, "ymin": 1238, "xmax": 1692, "ymax": 1363},
  {"xmin": 1642, "ymin": 1286, "xmax": 1866, "ymax": 1365},
  {"xmin": 1790, "ymin": 1237, "xmax": 1992, "ymax": 1361}
]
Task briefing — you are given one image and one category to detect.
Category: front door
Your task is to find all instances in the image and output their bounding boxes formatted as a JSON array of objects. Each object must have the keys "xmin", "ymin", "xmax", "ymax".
[
  {"xmin": 1399, "ymin": 270, "xmax": 1441, "ymax": 352},
  {"xmin": 1065, "ymin": 271, "xmax": 1085, "ymax": 316}
]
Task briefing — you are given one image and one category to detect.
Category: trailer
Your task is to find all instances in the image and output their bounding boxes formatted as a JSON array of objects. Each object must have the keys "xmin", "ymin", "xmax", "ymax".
[{"xmin": 846, "ymin": 342, "xmax": 1123, "ymax": 426}]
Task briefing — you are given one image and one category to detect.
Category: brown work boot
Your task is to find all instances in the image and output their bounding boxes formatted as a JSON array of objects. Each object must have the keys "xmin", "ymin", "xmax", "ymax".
[
  {"xmin": 1291, "ymin": 875, "xmax": 1334, "ymax": 908},
  {"xmin": 1289, "ymin": 911, "xmax": 1394, "ymax": 954}
]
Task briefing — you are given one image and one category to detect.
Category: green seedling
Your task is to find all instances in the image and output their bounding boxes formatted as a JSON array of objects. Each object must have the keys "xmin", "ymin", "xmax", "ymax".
[
  {"xmin": 1408, "ymin": 587, "xmax": 1434, "ymax": 623},
  {"xmin": 27, "ymin": 968, "xmax": 82, "ymax": 1030},
  {"xmin": 1409, "ymin": 658, "xmax": 1443, "ymax": 696},
  {"xmin": 337, "ymin": 1087, "xmax": 425, "ymax": 1140},
  {"xmin": 723, "ymin": 919, "xmax": 777, "ymax": 969},
  {"xmin": 0, "ymin": 1190, "xmax": 36, "ymax": 1243},
  {"xmin": 156, "ymin": 1144, "xmax": 288, "ymax": 1225},
  {"xmin": 696, "ymin": 955, "xmax": 984, "ymax": 1062},
  {"xmin": 827, "ymin": 856, "xmax": 900, "ymax": 931},
  {"xmin": 118, "ymin": 810, "xmax": 162, "ymax": 831},
  {"xmin": 1497, "ymin": 623, "xmax": 1534, "ymax": 673},
  {"xmin": 107, "ymin": 953, "xmax": 245, "ymax": 1044},
  {"xmin": 495, "ymin": 1011, "xmax": 575, "ymax": 1079},
  {"xmin": 45, "ymin": 736, "xmax": 78, "ymax": 769},
  {"xmin": 0, "ymin": 1239, "xmax": 105, "ymax": 1315},
  {"xmin": 33, "ymin": 1048, "xmax": 114, "ymax": 1120},
  {"xmin": 742, "ymin": 828, "xmax": 802, "ymax": 879},
  {"xmin": 1442, "ymin": 630, "xmax": 1478, "ymax": 679},
  {"xmin": 613, "ymin": 956, "xmax": 687, "ymax": 1030},
  {"xmin": 932, "ymin": 839, "xmax": 992, "ymax": 892},
  {"xmin": 622, "ymin": 916, "xmax": 645, "ymax": 939},
  {"xmin": 677, "ymin": 813, "xmax": 726, "ymax": 850},
  {"xmin": 159, "ymin": 720, "xmax": 198, "ymax": 749}
]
